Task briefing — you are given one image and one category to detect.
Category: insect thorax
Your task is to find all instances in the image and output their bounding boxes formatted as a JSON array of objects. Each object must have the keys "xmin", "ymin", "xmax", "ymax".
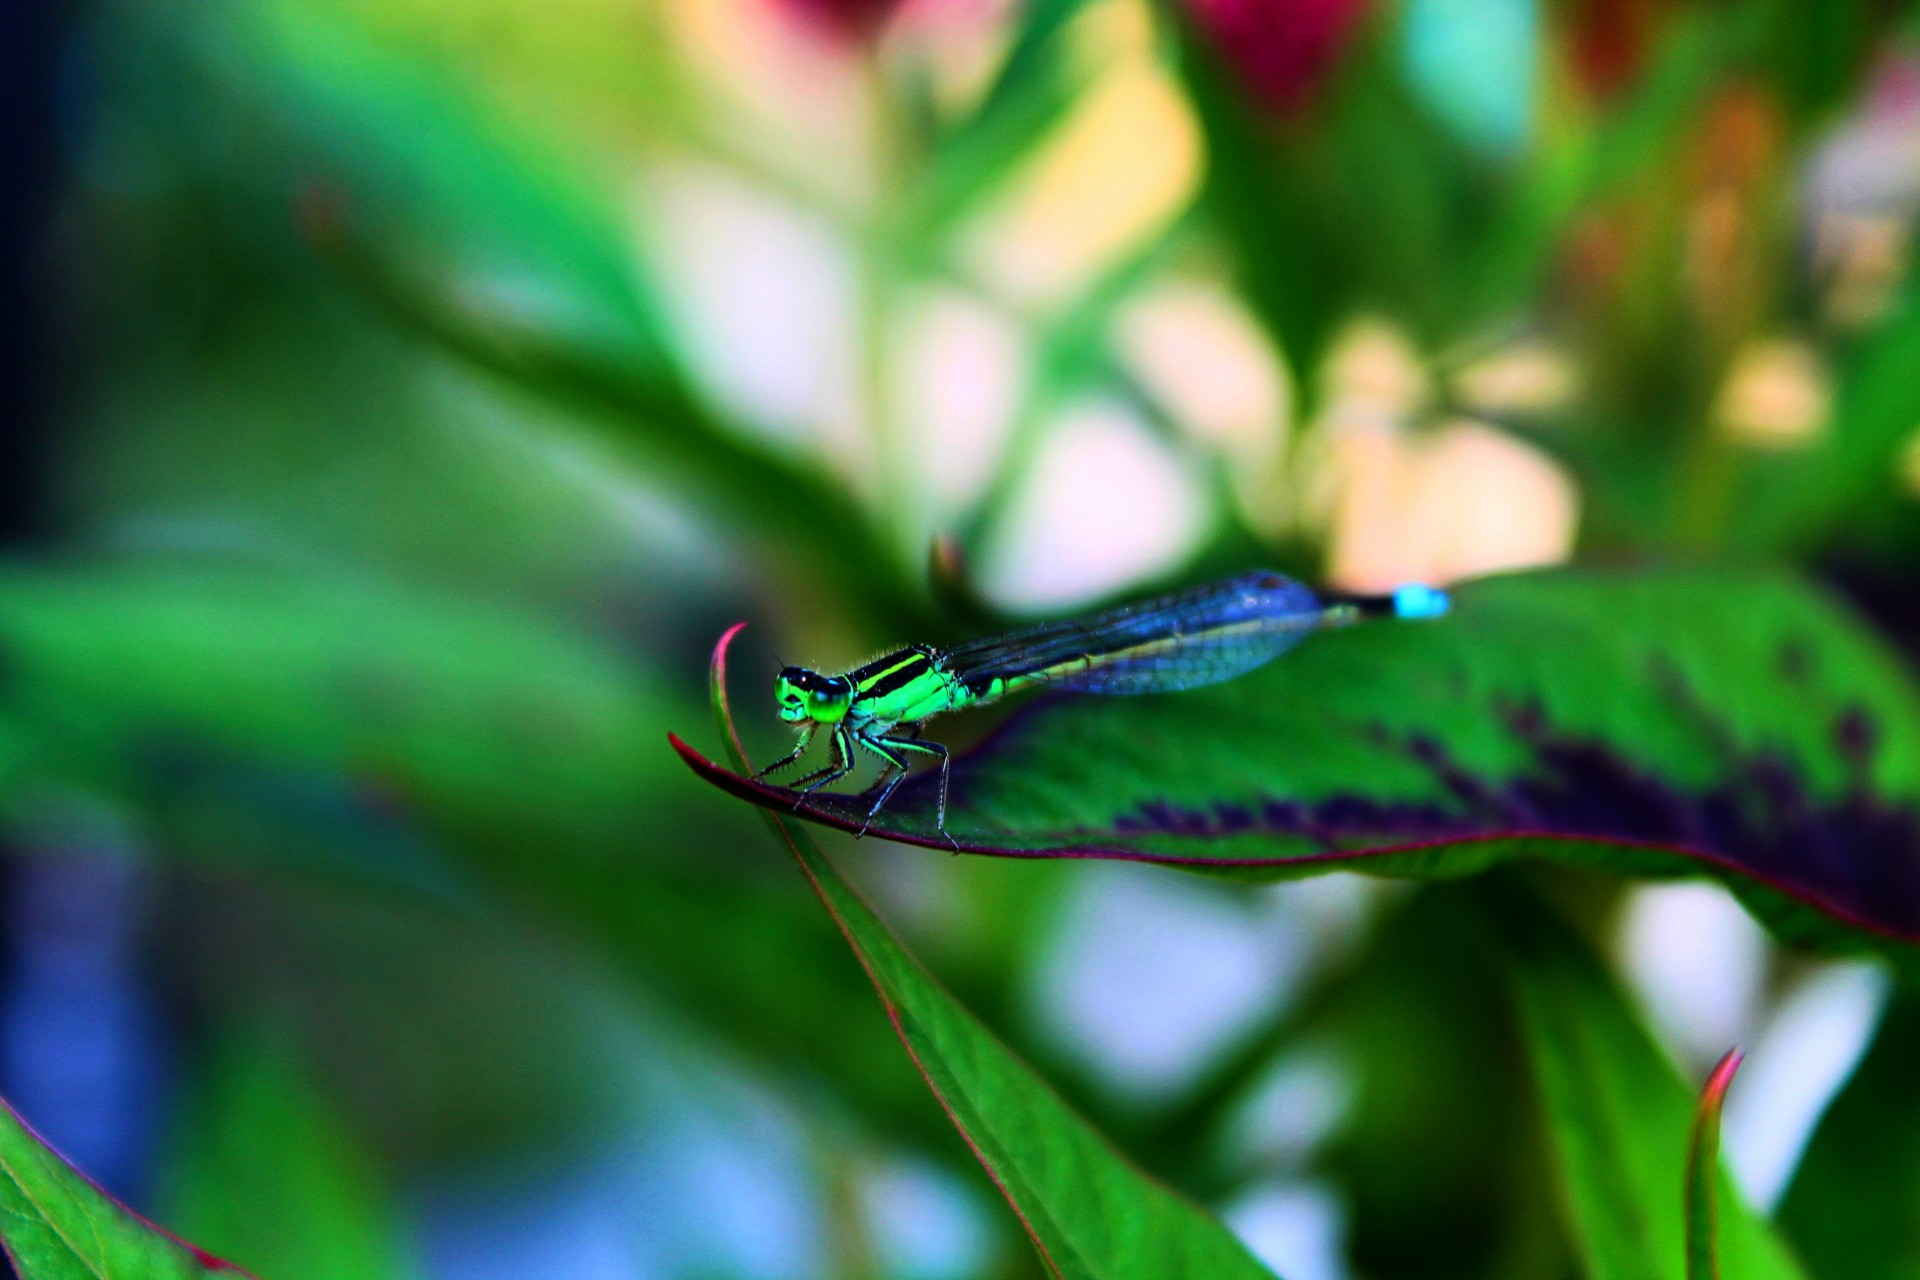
[{"xmin": 847, "ymin": 646, "xmax": 963, "ymax": 727}]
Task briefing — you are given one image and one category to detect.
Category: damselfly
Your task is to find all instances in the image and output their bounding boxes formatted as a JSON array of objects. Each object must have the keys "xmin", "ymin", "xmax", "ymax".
[{"xmin": 756, "ymin": 572, "xmax": 1450, "ymax": 837}]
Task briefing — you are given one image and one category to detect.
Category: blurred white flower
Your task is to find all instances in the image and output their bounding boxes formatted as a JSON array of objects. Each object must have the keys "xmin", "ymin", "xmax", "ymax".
[{"xmin": 980, "ymin": 400, "xmax": 1206, "ymax": 611}]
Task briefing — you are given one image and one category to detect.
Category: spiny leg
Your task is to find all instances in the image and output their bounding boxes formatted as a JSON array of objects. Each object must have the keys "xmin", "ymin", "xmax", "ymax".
[
  {"xmin": 853, "ymin": 733, "xmax": 904, "ymax": 799},
  {"xmin": 752, "ymin": 723, "xmax": 817, "ymax": 781},
  {"xmin": 882, "ymin": 733, "xmax": 954, "ymax": 848},
  {"xmin": 853, "ymin": 733, "xmax": 911, "ymax": 838},
  {"xmin": 792, "ymin": 725, "xmax": 856, "ymax": 807},
  {"xmin": 783, "ymin": 726, "xmax": 850, "ymax": 802},
  {"xmin": 850, "ymin": 724, "xmax": 953, "ymax": 847}
]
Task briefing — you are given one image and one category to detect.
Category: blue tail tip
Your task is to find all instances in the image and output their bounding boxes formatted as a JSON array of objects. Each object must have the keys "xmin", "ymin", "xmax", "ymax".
[{"xmin": 1393, "ymin": 583, "xmax": 1451, "ymax": 620}]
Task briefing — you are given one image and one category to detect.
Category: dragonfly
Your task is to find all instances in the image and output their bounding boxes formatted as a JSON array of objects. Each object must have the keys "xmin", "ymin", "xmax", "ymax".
[{"xmin": 755, "ymin": 571, "xmax": 1451, "ymax": 839}]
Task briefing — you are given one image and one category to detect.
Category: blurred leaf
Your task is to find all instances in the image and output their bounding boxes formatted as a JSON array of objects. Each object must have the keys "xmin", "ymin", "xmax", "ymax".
[
  {"xmin": 1165, "ymin": 7, "xmax": 1364, "ymax": 382},
  {"xmin": 680, "ymin": 570, "xmax": 1920, "ymax": 965},
  {"xmin": 218, "ymin": 0, "xmax": 677, "ymax": 371},
  {"xmin": 911, "ymin": 0, "xmax": 1103, "ymax": 233},
  {"xmin": 141, "ymin": 0, "xmax": 929, "ymax": 632},
  {"xmin": 1459, "ymin": 7, "xmax": 1736, "ymax": 327},
  {"xmin": 0, "ymin": 1094, "xmax": 243, "ymax": 1279},
  {"xmin": 1752, "ymin": 0, "xmax": 1884, "ymax": 123},
  {"xmin": 314, "ymin": 217, "xmax": 931, "ymax": 635},
  {"xmin": 1496, "ymin": 886, "xmax": 1803, "ymax": 1280},
  {"xmin": 162, "ymin": 1033, "xmax": 409, "ymax": 1280},
  {"xmin": 0, "ymin": 564, "xmax": 682, "ymax": 856},
  {"xmin": 1687, "ymin": 1050, "xmax": 1745, "ymax": 1280},
  {"xmin": 704, "ymin": 624, "xmax": 1284, "ymax": 1280},
  {"xmin": 1170, "ymin": 0, "xmax": 1865, "ymax": 384},
  {"xmin": 1184, "ymin": 9, "xmax": 1578, "ymax": 380},
  {"xmin": 0, "ymin": 564, "xmax": 941, "ymax": 1146},
  {"xmin": 1777, "ymin": 991, "xmax": 1920, "ymax": 1279},
  {"xmin": 1309, "ymin": 885, "xmax": 1573, "ymax": 1280},
  {"xmin": 1728, "ymin": 268, "xmax": 1920, "ymax": 556},
  {"xmin": 166, "ymin": 874, "xmax": 636, "ymax": 1170}
]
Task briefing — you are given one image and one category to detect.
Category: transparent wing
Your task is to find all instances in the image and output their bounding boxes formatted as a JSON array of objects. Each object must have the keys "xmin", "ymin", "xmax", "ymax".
[{"xmin": 938, "ymin": 572, "xmax": 1326, "ymax": 696}]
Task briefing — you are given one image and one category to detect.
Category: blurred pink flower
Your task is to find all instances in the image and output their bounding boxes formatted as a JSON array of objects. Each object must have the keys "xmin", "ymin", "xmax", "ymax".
[
  {"xmin": 1186, "ymin": 0, "xmax": 1370, "ymax": 113},
  {"xmin": 771, "ymin": 0, "xmax": 909, "ymax": 43}
]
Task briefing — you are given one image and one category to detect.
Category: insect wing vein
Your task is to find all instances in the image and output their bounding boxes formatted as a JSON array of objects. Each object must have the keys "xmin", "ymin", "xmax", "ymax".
[{"xmin": 938, "ymin": 572, "xmax": 1325, "ymax": 695}]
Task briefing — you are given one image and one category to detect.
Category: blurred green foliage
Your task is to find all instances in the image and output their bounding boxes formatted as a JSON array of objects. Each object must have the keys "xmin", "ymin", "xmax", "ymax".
[{"xmin": 10, "ymin": 0, "xmax": 1920, "ymax": 1276}]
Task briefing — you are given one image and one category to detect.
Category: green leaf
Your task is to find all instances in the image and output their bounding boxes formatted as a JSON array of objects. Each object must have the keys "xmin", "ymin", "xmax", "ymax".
[
  {"xmin": 0, "ymin": 564, "xmax": 941, "ymax": 1146},
  {"xmin": 911, "ymin": 0, "xmax": 1103, "ymax": 234},
  {"xmin": 1496, "ymin": 887, "xmax": 1804, "ymax": 1280},
  {"xmin": 1727, "ymin": 273, "xmax": 1920, "ymax": 556},
  {"xmin": 1688, "ymin": 1050, "xmax": 1745, "ymax": 1280},
  {"xmin": 1303, "ymin": 885, "xmax": 1578, "ymax": 1277},
  {"xmin": 696, "ymin": 623, "xmax": 1284, "ymax": 1280},
  {"xmin": 161, "ymin": 1034, "xmax": 409, "ymax": 1280},
  {"xmin": 679, "ymin": 569, "xmax": 1920, "ymax": 964},
  {"xmin": 0, "ymin": 1094, "xmax": 243, "ymax": 1279},
  {"xmin": 1164, "ymin": 9, "xmax": 1358, "ymax": 381},
  {"xmin": 1777, "ymin": 991, "xmax": 1920, "ymax": 1280},
  {"xmin": 313, "ymin": 215, "xmax": 930, "ymax": 635},
  {"xmin": 223, "ymin": 0, "xmax": 677, "ymax": 369},
  {"xmin": 154, "ymin": 0, "xmax": 929, "ymax": 634}
]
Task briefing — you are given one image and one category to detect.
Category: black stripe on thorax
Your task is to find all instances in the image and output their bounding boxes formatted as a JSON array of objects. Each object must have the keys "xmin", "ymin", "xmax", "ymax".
[{"xmin": 851, "ymin": 646, "xmax": 937, "ymax": 700}]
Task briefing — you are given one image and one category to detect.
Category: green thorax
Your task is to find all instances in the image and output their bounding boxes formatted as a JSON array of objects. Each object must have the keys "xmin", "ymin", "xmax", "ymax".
[{"xmin": 845, "ymin": 646, "xmax": 971, "ymax": 727}]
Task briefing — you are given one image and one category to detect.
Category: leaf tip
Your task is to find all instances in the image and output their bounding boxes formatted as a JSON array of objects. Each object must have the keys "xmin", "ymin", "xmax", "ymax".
[
  {"xmin": 1701, "ymin": 1047, "xmax": 1744, "ymax": 1110},
  {"xmin": 1686, "ymin": 1047, "xmax": 1743, "ymax": 1280},
  {"xmin": 708, "ymin": 621, "xmax": 753, "ymax": 773}
]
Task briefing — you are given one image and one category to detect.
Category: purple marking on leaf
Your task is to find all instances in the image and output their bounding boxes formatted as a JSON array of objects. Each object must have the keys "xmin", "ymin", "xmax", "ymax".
[
  {"xmin": 664, "ymin": 667, "xmax": 1920, "ymax": 948},
  {"xmin": 673, "ymin": 727, "xmax": 1920, "ymax": 950},
  {"xmin": 1212, "ymin": 803, "xmax": 1255, "ymax": 833},
  {"xmin": 670, "ymin": 620, "xmax": 1920, "ymax": 950},
  {"xmin": 1048, "ymin": 712, "xmax": 1920, "ymax": 933},
  {"xmin": 1837, "ymin": 707, "xmax": 1879, "ymax": 765}
]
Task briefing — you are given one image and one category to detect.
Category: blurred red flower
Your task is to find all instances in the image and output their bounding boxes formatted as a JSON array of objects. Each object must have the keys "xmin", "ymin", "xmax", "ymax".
[
  {"xmin": 772, "ymin": 0, "xmax": 909, "ymax": 43},
  {"xmin": 1563, "ymin": 0, "xmax": 1666, "ymax": 100},
  {"xmin": 1186, "ymin": 0, "xmax": 1370, "ymax": 113}
]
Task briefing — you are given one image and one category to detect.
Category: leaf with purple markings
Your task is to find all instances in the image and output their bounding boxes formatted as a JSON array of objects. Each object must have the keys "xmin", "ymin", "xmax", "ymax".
[
  {"xmin": 701, "ymin": 625, "xmax": 1284, "ymax": 1280},
  {"xmin": 677, "ymin": 569, "xmax": 1920, "ymax": 963}
]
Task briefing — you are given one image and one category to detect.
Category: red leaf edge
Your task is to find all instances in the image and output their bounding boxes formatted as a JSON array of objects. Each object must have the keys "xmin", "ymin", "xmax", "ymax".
[
  {"xmin": 0, "ymin": 1096, "xmax": 253, "ymax": 1276},
  {"xmin": 697, "ymin": 621, "xmax": 1069, "ymax": 1278},
  {"xmin": 1685, "ymin": 1047, "xmax": 1744, "ymax": 1280}
]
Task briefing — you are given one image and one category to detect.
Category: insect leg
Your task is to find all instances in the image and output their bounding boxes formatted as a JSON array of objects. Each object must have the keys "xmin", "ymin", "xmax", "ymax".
[
  {"xmin": 854, "ymin": 734, "xmax": 911, "ymax": 838},
  {"xmin": 854, "ymin": 734, "xmax": 902, "ymax": 797},
  {"xmin": 794, "ymin": 725, "xmax": 856, "ymax": 806},
  {"xmin": 880, "ymin": 731, "xmax": 956, "ymax": 850},
  {"xmin": 783, "ymin": 726, "xmax": 849, "ymax": 798},
  {"xmin": 752, "ymin": 723, "xmax": 817, "ymax": 780}
]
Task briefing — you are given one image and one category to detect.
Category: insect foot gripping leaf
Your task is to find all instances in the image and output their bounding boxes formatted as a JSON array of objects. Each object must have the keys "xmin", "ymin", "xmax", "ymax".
[
  {"xmin": 0, "ymin": 1094, "xmax": 248, "ymax": 1279},
  {"xmin": 672, "ymin": 623, "xmax": 1286, "ymax": 1280},
  {"xmin": 675, "ymin": 569, "xmax": 1920, "ymax": 971}
]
